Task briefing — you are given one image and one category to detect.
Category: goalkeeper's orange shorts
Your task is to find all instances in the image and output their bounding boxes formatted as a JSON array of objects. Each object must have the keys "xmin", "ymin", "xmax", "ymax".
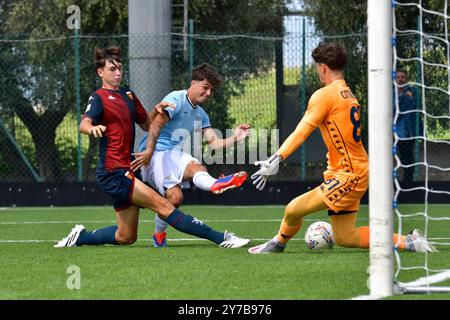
[{"xmin": 315, "ymin": 169, "xmax": 369, "ymax": 214}]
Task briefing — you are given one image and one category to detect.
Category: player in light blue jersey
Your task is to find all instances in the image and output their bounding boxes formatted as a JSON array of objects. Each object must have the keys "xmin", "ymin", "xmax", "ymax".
[
  {"xmin": 138, "ymin": 89, "xmax": 212, "ymax": 153},
  {"xmin": 136, "ymin": 63, "xmax": 251, "ymax": 247}
]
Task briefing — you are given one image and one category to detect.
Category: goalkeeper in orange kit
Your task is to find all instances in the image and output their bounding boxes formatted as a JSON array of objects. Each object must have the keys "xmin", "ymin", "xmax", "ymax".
[{"xmin": 248, "ymin": 42, "xmax": 436, "ymax": 254}]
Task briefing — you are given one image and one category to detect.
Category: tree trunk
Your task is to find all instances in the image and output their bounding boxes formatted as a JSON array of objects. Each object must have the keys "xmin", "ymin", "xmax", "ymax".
[
  {"xmin": 31, "ymin": 126, "xmax": 62, "ymax": 181},
  {"xmin": 15, "ymin": 100, "xmax": 67, "ymax": 182}
]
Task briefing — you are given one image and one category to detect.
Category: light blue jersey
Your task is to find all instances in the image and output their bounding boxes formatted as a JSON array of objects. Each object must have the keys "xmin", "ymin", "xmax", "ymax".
[{"xmin": 138, "ymin": 90, "xmax": 211, "ymax": 152}]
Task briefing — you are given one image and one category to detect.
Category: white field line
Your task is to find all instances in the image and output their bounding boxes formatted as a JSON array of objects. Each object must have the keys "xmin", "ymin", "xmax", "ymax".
[
  {"xmin": 0, "ymin": 205, "xmax": 286, "ymax": 211},
  {"xmin": 2, "ymin": 218, "xmax": 449, "ymax": 245},
  {"xmin": 2, "ymin": 216, "xmax": 445, "ymax": 225},
  {"xmin": 0, "ymin": 218, "xmax": 340, "ymax": 225},
  {"xmin": 0, "ymin": 238, "xmax": 300, "ymax": 244},
  {"xmin": 1, "ymin": 219, "xmax": 449, "ymax": 242},
  {"xmin": 2, "ymin": 203, "xmax": 449, "ymax": 211},
  {"xmin": 0, "ymin": 219, "xmax": 281, "ymax": 225},
  {"xmin": 351, "ymin": 295, "xmax": 385, "ymax": 300},
  {"xmin": 3, "ymin": 237, "xmax": 449, "ymax": 244}
]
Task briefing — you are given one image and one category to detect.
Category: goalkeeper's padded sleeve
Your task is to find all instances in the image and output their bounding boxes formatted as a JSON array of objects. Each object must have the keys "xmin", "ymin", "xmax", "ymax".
[{"xmin": 277, "ymin": 119, "xmax": 316, "ymax": 160}]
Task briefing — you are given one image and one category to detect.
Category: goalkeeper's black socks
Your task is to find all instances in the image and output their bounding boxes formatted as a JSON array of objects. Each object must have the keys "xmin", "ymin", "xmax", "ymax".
[
  {"xmin": 163, "ymin": 209, "xmax": 224, "ymax": 244},
  {"xmin": 76, "ymin": 225, "xmax": 119, "ymax": 246}
]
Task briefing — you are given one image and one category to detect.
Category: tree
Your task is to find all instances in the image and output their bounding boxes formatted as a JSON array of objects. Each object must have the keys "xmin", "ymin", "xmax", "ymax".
[
  {"xmin": 172, "ymin": 0, "xmax": 291, "ymax": 133},
  {"xmin": 0, "ymin": 0, "xmax": 290, "ymax": 182},
  {"xmin": 190, "ymin": 0, "xmax": 288, "ymax": 33},
  {"xmin": 302, "ymin": 0, "xmax": 450, "ymax": 143},
  {"xmin": 0, "ymin": 0, "xmax": 127, "ymax": 181}
]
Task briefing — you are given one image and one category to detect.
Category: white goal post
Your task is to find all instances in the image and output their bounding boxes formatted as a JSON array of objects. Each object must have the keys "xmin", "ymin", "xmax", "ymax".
[
  {"xmin": 368, "ymin": 0, "xmax": 450, "ymax": 298},
  {"xmin": 367, "ymin": 0, "xmax": 394, "ymax": 297}
]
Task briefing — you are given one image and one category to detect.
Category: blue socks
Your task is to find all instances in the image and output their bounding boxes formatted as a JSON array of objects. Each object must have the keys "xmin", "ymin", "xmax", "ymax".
[
  {"xmin": 74, "ymin": 209, "xmax": 224, "ymax": 246},
  {"xmin": 76, "ymin": 225, "xmax": 118, "ymax": 246},
  {"xmin": 163, "ymin": 209, "xmax": 224, "ymax": 244}
]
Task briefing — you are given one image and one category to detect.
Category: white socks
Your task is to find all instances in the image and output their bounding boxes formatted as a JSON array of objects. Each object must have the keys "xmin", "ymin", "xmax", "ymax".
[
  {"xmin": 192, "ymin": 171, "xmax": 217, "ymax": 191},
  {"xmin": 154, "ymin": 214, "xmax": 169, "ymax": 233},
  {"xmin": 153, "ymin": 171, "xmax": 216, "ymax": 234}
]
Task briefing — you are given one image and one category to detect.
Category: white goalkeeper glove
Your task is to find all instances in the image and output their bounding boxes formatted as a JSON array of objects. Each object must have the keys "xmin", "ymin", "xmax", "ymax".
[{"xmin": 251, "ymin": 153, "xmax": 282, "ymax": 191}]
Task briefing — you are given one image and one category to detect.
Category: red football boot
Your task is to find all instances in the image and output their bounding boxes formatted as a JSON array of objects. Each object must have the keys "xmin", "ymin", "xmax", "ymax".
[{"xmin": 210, "ymin": 171, "xmax": 247, "ymax": 194}]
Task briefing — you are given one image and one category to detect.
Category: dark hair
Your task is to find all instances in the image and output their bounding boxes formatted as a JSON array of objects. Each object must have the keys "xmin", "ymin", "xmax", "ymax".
[
  {"xmin": 312, "ymin": 42, "xmax": 347, "ymax": 71},
  {"xmin": 191, "ymin": 63, "xmax": 223, "ymax": 89},
  {"xmin": 396, "ymin": 68, "xmax": 408, "ymax": 76},
  {"xmin": 94, "ymin": 45, "xmax": 122, "ymax": 74}
]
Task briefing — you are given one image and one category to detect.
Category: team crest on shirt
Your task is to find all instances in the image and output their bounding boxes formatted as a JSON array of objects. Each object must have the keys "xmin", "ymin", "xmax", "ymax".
[
  {"xmin": 85, "ymin": 96, "xmax": 93, "ymax": 112},
  {"xmin": 126, "ymin": 91, "xmax": 133, "ymax": 100}
]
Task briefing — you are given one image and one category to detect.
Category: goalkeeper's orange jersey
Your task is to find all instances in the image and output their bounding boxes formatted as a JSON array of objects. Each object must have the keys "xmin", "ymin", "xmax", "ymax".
[{"xmin": 303, "ymin": 79, "xmax": 369, "ymax": 174}]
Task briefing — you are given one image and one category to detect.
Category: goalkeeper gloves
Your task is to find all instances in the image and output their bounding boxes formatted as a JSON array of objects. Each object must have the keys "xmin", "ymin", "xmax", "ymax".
[{"xmin": 251, "ymin": 153, "xmax": 282, "ymax": 191}]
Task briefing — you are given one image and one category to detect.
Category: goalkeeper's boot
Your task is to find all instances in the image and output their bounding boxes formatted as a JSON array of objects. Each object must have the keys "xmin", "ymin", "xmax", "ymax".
[
  {"xmin": 407, "ymin": 229, "xmax": 438, "ymax": 253},
  {"xmin": 152, "ymin": 231, "xmax": 168, "ymax": 248},
  {"xmin": 219, "ymin": 231, "xmax": 250, "ymax": 248},
  {"xmin": 248, "ymin": 238, "xmax": 286, "ymax": 254},
  {"xmin": 54, "ymin": 224, "xmax": 85, "ymax": 248},
  {"xmin": 210, "ymin": 171, "xmax": 247, "ymax": 194}
]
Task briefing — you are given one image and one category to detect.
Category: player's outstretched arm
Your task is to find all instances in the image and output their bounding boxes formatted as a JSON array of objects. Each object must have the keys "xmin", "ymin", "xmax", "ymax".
[
  {"xmin": 137, "ymin": 101, "xmax": 175, "ymax": 132},
  {"xmin": 204, "ymin": 123, "xmax": 251, "ymax": 150},
  {"xmin": 79, "ymin": 117, "xmax": 106, "ymax": 138},
  {"xmin": 277, "ymin": 119, "xmax": 315, "ymax": 160},
  {"xmin": 251, "ymin": 119, "xmax": 315, "ymax": 191},
  {"xmin": 233, "ymin": 123, "xmax": 251, "ymax": 143}
]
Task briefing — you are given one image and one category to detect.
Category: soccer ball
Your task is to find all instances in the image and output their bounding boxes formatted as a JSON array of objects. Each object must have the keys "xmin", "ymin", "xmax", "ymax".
[{"xmin": 305, "ymin": 221, "xmax": 335, "ymax": 250}]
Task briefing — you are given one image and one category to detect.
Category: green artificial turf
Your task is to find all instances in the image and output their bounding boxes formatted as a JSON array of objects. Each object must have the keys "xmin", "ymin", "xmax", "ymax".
[{"xmin": 0, "ymin": 205, "xmax": 449, "ymax": 300}]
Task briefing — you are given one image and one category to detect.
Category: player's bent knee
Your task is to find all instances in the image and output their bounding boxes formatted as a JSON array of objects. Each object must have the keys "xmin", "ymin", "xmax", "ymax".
[
  {"xmin": 115, "ymin": 234, "xmax": 137, "ymax": 245},
  {"xmin": 117, "ymin": 237, "xmax": 136, "ymax": 245},
  {"xmin": 157, "ymin": 198, "xmax": 176, "ymax": 217},
  {"xmin": 284, "ymin": 204, "xmax": 301, "ymax": 223},
  {"xmin": 284, "ymin": 204, "xmax": 294, "ymax": 216},
  {"xmin": 186, "ymin": 163, "xmax": 207, "ymax": 174},
  {"xmin": 166, "ymin": 194, "xmax": 184, "ymax": 208},
  {"xmin": 170, "ymin": 198, "xmax": 183, "ymax": 208}
]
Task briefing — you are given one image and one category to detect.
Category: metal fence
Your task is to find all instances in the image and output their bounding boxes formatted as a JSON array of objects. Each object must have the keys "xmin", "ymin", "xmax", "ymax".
[
  {"xmin": 1, "ymin": 28, "xmax": 447, "ymax": 183},
  {"xmin": 0, "ymin": 29, "xmax": 317, "ymax": 183}
]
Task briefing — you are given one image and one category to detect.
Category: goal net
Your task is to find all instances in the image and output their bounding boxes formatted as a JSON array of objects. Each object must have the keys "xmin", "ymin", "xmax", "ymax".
[
  {"xmin": 392, "ymin": 0, "xmax": 450, "ymax": 295},
  {"xmin": 368, "ymin": 0, "xmax": 450, "ymax": 297}
]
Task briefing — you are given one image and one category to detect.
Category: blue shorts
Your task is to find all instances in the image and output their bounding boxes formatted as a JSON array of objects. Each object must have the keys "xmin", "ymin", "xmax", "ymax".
[{"xmin": 97, "ymin": 169, "xmax": 142, "ymax": 211}]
